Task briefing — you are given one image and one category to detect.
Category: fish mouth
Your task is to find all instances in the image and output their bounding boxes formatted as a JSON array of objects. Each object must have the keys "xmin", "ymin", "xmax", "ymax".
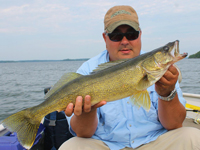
[{"xmin": 170, "ymin": 40, "xmax": 188, "ymax": 62}]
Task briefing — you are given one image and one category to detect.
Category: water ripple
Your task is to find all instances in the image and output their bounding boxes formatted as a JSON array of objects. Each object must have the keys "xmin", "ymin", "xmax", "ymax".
[{"xmin": 0, "ymin": 59, "xmax": 200, "ymax": 122}]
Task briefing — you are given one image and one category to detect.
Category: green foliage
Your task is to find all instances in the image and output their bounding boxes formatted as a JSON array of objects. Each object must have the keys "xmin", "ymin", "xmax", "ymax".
[{"xmin": 189, "ymin": 51, "xmax": 200, "ymax": 58}]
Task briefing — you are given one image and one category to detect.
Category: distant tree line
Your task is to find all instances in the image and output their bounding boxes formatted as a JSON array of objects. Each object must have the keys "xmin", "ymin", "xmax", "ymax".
[
  {"xmin": 63, "ymin": 58, "xmax": 89, "ymax": 61},
  {"xmin": 0, "ymin": 59, "xmax": 89, "ymax": 63},
  {"xmin": 189, "ymin": 51, "xmax": 200, "ymax": 58}
]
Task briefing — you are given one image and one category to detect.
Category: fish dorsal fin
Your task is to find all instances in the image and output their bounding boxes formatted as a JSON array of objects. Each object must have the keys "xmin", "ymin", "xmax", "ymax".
[
  {"xmin": 44, "ymin": 72, "xmax": 82, "ymax": 99},
  {"xmin": 91, "ymin": 59, "xmax": 129, "ymax": 74},
  {"xmin": 130, "ymin": 90, "xmax": 151, "ymax": 111}
]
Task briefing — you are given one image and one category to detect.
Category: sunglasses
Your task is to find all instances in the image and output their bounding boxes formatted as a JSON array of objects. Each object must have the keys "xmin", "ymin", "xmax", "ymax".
[{"xmin": 105, "ymin": 31, "xmax": 140, "ymax": 42}]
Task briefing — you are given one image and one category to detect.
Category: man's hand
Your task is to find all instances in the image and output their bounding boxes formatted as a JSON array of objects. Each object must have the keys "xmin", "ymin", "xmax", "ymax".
[
  {"xmin": 65, "ymin": 95, "xmax": 107, "ymax": 117},
  {"xmin": 155, "ymin": 64, "xmax": 179, "ymax": 97},
  {"xmin": 64, "ymin": 95, "xmax": 106, "ymax": 137},
  {"xmin": 156, "ymin": 64, "xmax": 186, "ymax": 130}
]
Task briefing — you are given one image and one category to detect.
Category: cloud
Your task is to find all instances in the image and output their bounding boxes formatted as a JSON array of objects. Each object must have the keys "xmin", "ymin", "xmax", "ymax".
[
  {"xmin": 0, "ymin": 3, "xmax": 74, "ymax": 33},
  {"xmin": 0, "ymin": 1, "xmax": 114, "ymax": 34},
  {"xmin": 136, "ymin": 0, "xmax": 200, "ymax": 15},
  {"xmin": 0, "ymin": 0, "xmax": 199, "ymax": 60},
  {"xmin": 3, "ymin": 0, "xmax": 195, "ymax": 34}
]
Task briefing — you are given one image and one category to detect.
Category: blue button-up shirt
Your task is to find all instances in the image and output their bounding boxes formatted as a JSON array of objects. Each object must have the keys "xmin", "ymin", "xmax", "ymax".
[{"xmin": 67, "ymin": 50, "xmax": 186, "ymax": 150}]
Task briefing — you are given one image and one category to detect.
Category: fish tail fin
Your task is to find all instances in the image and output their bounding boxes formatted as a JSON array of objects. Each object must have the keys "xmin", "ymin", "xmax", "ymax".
[
  {"xmin": 2, "ymin": 108, "xmax": 42, "ymax": 149},
  {"xmin": 130, "ymin": 90, "xmax": 151, "ymax": 111}
]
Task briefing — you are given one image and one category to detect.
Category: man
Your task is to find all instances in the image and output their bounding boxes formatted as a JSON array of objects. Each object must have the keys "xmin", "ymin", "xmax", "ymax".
[{"xmin": 59, "ymin": 5, "xmax": 200, "ymax": 150}]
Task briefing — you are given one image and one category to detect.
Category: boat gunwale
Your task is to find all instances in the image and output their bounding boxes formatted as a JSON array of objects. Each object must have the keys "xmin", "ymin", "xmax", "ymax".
[{"xmin": 183, "ymin": 93, "xmax": 200, "ymax": 99}]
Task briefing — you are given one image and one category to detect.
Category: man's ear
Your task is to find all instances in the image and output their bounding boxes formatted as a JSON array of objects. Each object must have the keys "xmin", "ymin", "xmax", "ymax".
[
  {"xmin": 102, "ymin": 32, "xmax": 106, "ymax": 43},
  {"xmin": 139, "ymin": 30, "xmax": 142, "ymax": 36}
]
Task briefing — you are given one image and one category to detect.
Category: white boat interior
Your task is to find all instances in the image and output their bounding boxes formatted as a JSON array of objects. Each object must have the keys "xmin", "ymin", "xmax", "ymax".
[{"xmin": 182, "ymin": 93, "xmax": 200, "ymax": 129}]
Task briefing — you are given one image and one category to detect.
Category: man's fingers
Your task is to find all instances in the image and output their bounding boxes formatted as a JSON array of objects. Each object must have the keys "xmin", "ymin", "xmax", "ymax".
[
  {"xmin": 168, "ymin": 64, "xmax": 179, "ymax": 75},
  {"xmin": 74, "ymin": 96, "xmax": 83, "ymax": 116},
  {"xmin": 84, "ymin": 95, "xmax": 91, "ymax": 112},
  {"xmin": 155, "ymin": 65, "xmax": 179, "ymax": 96},
  {"xmin": 65, "ymin": 96, "xmax": 107, "ymax": 117},
  {"xmin": 157, "ymin": 76, "xmax": 170, "ymax": 86},
  {"xmin": 163, "ymin": 65, "xmax": 178, "ymax": 81},
  {"xmin": 65, "ymin": 103, "xmax": 74, "ymax": 117},
  {"xmin": 92, "ymin": 100, "xmax": 107, "ymax": 108},
  {"xmin": 158, "ymin": 65, "xmax": 178, "ymax": 85}
]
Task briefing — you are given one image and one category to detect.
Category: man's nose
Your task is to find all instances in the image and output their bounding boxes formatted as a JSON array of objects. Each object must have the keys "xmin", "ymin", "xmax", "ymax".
[{"xmin": 120, "ymin": 36, "xmax": 129, "ymax": 46}]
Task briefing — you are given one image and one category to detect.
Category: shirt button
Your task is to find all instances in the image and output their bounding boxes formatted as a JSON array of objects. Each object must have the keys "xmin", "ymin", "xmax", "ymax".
[
  {"xmin": 132, "ymin": 141, "xmax": 134, "ymax": 143},
  {"xmin": 127, "ymin": 101, "xmax": 130, "ymax": 104},
  {"xmin": 129, "ymin": 124, "xmax": 132, "ymax": 127}
]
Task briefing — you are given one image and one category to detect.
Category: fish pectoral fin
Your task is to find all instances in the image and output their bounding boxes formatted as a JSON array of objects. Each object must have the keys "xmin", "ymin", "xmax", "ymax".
[
  {"xmin": 136, "ymin": 75, "xmax": 152, "ymax": 91},
  {"xmin": 130, "ymin": 90, "xmax": 151, "ymax": 111},
  {"xmin": 45, "ymin": 72, "xmax": 82, "ymax": 99},
  {"xmin": 136, "ymin": 73, "xmax": 159, "ymax": 91}
]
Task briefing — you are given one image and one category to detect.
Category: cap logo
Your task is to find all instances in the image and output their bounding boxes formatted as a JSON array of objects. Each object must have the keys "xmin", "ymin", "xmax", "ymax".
[{"xmin": 111, "ymin": 10, "xmax": 131, "ymax": 18}]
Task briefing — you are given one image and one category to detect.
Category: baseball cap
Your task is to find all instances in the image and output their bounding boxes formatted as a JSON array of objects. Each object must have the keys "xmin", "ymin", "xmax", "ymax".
[{"xmin": 104, "ymin": 5, "xmax": 140, "ymax": 33}]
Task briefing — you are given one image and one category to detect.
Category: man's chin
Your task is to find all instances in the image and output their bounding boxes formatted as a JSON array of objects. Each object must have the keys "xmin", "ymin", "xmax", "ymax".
[{"xmin": 118, "ymin": 54, "xmax": 136, "ymax": 60}]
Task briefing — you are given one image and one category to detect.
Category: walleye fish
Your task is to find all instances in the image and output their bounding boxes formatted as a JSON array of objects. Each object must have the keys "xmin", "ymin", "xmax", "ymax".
[{"xmin": 2, "ymin": 40, "xmax": 187, "ymax": 149}]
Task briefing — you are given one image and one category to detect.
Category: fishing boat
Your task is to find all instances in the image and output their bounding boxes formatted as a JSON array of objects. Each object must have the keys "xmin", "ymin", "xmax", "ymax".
[
  {"xmin": 0, "ymin": 92, "xmax": 200, "ymax": 150},
  {"xmin": 183, "ymin": 93, "xmax": 200, "ymax": 128}
]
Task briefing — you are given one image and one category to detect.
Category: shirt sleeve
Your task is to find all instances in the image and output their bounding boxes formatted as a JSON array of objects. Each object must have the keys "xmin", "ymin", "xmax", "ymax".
[{"xmin": 76, "ymin": 61, "xmax": 91, "ymax": 75}]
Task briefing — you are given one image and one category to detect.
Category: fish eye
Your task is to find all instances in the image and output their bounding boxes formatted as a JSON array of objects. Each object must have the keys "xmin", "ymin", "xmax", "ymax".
[{"xmin": 163, "ymin": 46, "xmax": 169, "ymax": 51}]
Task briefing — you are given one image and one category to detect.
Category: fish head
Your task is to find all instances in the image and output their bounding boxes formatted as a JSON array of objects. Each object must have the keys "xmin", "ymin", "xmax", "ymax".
[
  {"xmin": 154, "ymin": 40, "xmax": 188, "ymax": 67},
  {"xmin": 141, "ymin": 40, "xmax": 188, "ymax": 85}
]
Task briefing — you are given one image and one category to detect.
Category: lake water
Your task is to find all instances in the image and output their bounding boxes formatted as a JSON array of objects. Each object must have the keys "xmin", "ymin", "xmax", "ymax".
[{"xmin": 0, "ymin": 59, "xmax": 200, "ymax": 122}]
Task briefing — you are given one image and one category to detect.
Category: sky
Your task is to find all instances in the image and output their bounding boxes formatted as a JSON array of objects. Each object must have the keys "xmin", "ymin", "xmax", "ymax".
[{"xmin": 0, "ymin": 0, "xmax": 200, "ymax": 61}]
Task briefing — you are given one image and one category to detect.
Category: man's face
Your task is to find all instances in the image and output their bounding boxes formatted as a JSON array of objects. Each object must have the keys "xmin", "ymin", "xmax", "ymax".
[{"xmin": 103, "ymin": 25, "xmax": 142, "ymax": 61}]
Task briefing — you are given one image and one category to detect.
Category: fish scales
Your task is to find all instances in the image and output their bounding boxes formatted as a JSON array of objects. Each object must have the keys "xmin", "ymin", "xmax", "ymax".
[{"xmin": 2, "ymin": 40, "xmax": 188, "ymax": 149}]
